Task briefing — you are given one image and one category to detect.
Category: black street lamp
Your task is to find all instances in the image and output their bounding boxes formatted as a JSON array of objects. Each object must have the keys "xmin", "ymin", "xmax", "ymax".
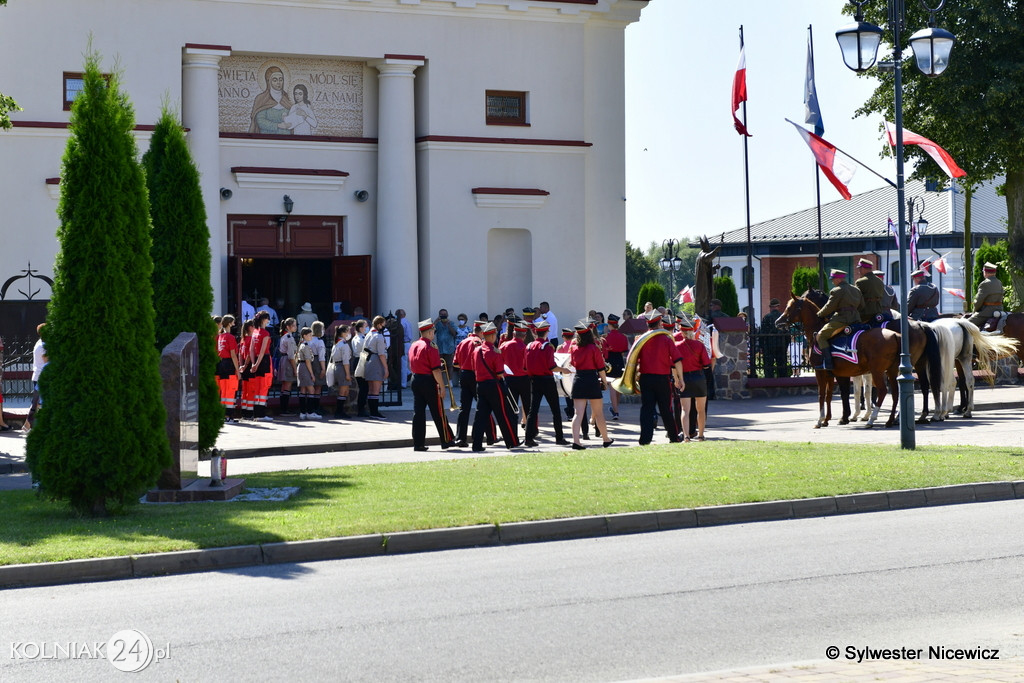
[
  {"xmin": 837, "ymin": 0, "xmax": 954, "ymax": 450},
  {"xmin": 659, "ymin": 239, "xmax": 683, "ymax": 305}
]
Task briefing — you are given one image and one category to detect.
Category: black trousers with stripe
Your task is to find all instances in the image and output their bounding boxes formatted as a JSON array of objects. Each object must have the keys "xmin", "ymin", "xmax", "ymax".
[
  {"xmin": 526, "ymin": 375, "xmax": 564, "ymax": 442},
  {"xmin": 473, "ymin": 379, "xmax": 519, "ymax": 449},
  {"xmin": 412, "ymin": 374, "xmax": 453, "ymax": 448}
]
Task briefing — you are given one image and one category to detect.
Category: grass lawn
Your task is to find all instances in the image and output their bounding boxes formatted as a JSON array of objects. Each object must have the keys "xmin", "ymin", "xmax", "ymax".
[{"xmin": 1, "ymin": 441, "xmax": 1021, "ymax": 566}]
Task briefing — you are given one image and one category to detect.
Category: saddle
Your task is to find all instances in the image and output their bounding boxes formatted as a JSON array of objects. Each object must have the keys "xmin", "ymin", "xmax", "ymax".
[
  {"xmin": 813, "ymin": 329, "xmax": 866, "ymax": 366},
  {"xmin": 982, "ymin": 311, "xmax": 1007, "ymax": 334}
]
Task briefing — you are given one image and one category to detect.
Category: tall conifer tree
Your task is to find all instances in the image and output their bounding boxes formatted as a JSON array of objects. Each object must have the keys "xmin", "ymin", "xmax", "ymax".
[
  {"xmin": 144, "ymin": 108, "xmax": 223, "ymax": 452},
  {"xmin": 26, "ymin": 52, "xmax": 171, "ymax": 515}
]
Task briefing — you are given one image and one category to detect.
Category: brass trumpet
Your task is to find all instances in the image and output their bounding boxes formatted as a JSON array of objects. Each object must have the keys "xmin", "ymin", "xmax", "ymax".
[{"xmin": 440, "ymin": 356, "xmax": 460, "ymax": 411}]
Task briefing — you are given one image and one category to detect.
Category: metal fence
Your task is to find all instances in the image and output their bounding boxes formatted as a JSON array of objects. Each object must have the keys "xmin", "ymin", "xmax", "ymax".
[
  {"xmin": 1, "ymin": 336, "xmax": 35, "ymax": 403},
  {"xmin": 748, "ymin": 330, "xmax": 815, "ymax": 378}
]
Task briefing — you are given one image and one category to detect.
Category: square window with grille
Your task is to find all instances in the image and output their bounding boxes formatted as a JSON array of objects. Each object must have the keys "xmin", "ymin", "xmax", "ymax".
[
  {"xmin": 63, "ymin": 72, "xmax": 110, "ymax": 111},
  {"xmin": 485, "ymin": 90, "xmax": 528, "ymax": 126}
]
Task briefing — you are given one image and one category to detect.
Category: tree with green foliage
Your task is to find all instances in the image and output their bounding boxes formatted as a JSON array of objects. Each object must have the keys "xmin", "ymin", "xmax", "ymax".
[
  {"xmin": 791, "ymin": 266, "xmax": 822, "ymax": 297},
  {"xmin": 636, "ymin": 282, "xmax": 666, "ymax": 315},
  {"xmin": 713, "ymin": 276, "xmax": 739, "ymax": 316},
  {"xmin": 643, "ymin": 240, "xmax": 698, "ymax": 299},
  {"xmin": 852, "ymin": 1, "xmax": 1024, "ymax": 295},
  {"xmin": 973, "ymin": 239, "xmax": 1015, "ymax": 310},
  {"xmin": 26, "ymin": 52, "xmax": 171, "ymax": 516},
  {"xmin": 143, "ymin": 107, "xmax": 223, "ymax": 453},
  {"xmin": 626, "ymin": 241, "xmax": 658, "ymax": 313}
]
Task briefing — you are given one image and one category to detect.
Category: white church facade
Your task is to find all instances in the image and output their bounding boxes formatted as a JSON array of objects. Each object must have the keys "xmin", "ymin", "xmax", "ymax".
[{"xmin": 0, "ymin": 0, "xmax": 649, "ymax": 331}]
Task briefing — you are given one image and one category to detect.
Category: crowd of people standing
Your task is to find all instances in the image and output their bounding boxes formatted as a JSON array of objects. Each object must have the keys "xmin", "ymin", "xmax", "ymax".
[{"xmin": 215, "ymin": 300, "xmax": 724, "ymax": 453}]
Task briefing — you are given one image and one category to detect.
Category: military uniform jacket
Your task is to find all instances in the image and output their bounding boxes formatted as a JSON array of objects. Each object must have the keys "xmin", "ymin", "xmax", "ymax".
[
  {"xmin": 818, "ymin": 282, "xmax": 863, "ymax": 325},
  {"xmin": 907, "ymin": 282, "xmax": 940, "ymax": 320},
  {"xmin": 855, "ymin": 272, "xmax": 887, "ymax": 320},
  {"xmin": 973, "ymin": 276, "xmax": 1004, "ymax": 314}
]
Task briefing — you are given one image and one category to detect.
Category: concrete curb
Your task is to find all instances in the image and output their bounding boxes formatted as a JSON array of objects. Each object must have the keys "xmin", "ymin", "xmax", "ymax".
[{"xmin": 2, "ymin": 479, "xmax": 1023, "ymax": 590}]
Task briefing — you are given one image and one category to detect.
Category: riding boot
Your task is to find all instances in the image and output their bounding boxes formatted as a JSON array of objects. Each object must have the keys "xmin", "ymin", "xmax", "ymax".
[{"xmin": 821, "ymin": 347, "xmax": 834, "ymax": 370}]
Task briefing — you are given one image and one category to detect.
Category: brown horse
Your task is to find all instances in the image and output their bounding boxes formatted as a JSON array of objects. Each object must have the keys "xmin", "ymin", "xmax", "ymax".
[
  {"xmin": 997, "ymin": 313, "xmax": 1024, "ymax": 365},
  {"xmin": 777, "ymin": 290, "xmax": 942, "ymax": 428}
]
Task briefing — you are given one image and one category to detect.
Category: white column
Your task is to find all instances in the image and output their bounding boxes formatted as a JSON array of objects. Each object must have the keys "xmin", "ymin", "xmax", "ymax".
[
  {"xmin": 372, "ymin": 56, "xmax": 424, "ymax": 321},
  {"xmin": 182, "ymin": 44, "xmax": 231, "ymax": 314}
]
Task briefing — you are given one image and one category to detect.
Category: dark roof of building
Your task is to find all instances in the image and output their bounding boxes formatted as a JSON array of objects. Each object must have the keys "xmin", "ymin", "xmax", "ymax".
[{"xmin": 697, "ymin": 178, "xmax": 1007, "ymax": 247}]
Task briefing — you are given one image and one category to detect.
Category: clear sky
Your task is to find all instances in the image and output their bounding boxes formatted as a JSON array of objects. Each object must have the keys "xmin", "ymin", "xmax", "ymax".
[{"xmin": 624, "ymin": 0, "xmax": 905, "ymax": 250}]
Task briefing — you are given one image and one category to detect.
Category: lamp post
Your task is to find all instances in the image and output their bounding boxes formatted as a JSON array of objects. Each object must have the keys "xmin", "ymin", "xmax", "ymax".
[
  {"xmin": 659, "ymin": 238, "xmax": 684, "ymax": 306},
  {"xmin": 837, "ymin": 0, "xmax": 954, "ymax": 450}
]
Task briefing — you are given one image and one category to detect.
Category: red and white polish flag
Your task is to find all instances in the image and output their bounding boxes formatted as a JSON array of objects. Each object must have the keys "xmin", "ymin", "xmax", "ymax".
[
  {"xmin": 786, "ymin": 119, "xmax": 856, "ymax": 200},
  {"xmin": 885, "ymin": 121, "xmax": 967, "ymax": 179},
  {"xmin": 732, "ymin": 46, "xmax": 751, "ymax": 137}
]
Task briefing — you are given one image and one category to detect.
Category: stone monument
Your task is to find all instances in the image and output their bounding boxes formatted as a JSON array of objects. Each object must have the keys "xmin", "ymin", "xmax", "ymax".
[{"xmin": 147, "ymin": 332, "xmax": 244, "ymax": 502}]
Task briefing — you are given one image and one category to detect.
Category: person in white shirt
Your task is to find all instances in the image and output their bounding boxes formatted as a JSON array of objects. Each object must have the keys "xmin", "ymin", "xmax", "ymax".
[
  {"xmin": 536, "ymin": 301, "xmax": 558, "ymax": 347},
  {"xmin": 241, "ymin": 299, "xmax": 256, "ymax": 322},
  {"xmin": 296, "ymin": 302, "xmax": 318, "ymax": 330},
  {"xmin": 396, "ymin": 309, "xmax": 416, "ymax": 389},
  {"xmin": 25, "ymin": 323, "xmax": 47, "ymax": 431}
]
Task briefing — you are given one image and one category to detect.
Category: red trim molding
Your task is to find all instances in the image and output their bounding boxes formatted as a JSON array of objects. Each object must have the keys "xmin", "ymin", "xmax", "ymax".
[
  {"xmin": 472, "ymin": 188, "xmax": 550, "ymax": 196},
  {"xmin": 231, "ymin": 167, "xmax": 349, "ymax": 177},
  {"xmin": 12, "ymin": 121, "xmax": 158, "ymax": 131},
  {"xmin": 383, "ymin": 54, "xmax": 426, "ymax": 61},
  {"xmin": 418, "ymin": 135, "xmax": 591, "ymax": 147},
  {"xmin": 184, "ymin": 43, "xmax": 232, "ymax": 52},
  {"xmin": 221, "ymin": 132, "xmax": 377, "ymax": 144}
]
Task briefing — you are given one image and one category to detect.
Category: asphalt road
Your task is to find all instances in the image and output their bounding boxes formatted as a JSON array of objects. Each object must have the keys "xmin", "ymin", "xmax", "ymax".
[{"xmin": 2, "ymin": 500, "xmax": 1023, "ymax": 681}]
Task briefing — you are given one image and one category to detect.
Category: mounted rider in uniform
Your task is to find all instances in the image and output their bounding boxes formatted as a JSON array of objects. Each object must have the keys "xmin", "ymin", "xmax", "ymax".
[
  {"xmin": 816, "ymin": 269, "xmax": 863, "ymax": 371},
  {"xmin": 907, "ymin": 268, "xmax": 940, "ymax": 322},
  {"xmin": 967, "ymin": 262, "xmax": 1004, "ymax": 329},
  {"xmin": 854, "ymin": 258, "xmax": 889, "ymax": 322}
]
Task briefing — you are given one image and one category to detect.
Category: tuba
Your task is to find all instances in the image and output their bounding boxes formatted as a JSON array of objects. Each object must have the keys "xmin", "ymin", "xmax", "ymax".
[{"xmin": 610, "ymin": 329, "xmax": 672, "ymax": 396}]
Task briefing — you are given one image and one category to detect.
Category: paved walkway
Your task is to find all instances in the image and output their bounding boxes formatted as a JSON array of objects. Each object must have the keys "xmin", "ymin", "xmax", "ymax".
[{"xmin": 1, "ymin": 384, "xmax": 1021, "ymax": 484}]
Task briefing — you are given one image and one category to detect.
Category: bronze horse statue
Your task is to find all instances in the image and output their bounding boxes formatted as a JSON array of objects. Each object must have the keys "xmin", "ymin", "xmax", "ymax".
[{"xmin": 777, "ymin": 289, "xmax": 941, "ymax": 429}]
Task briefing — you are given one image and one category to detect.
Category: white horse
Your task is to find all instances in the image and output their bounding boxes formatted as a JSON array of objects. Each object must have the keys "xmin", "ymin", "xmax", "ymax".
[
  {"xmin": 930, "ymin": 318, "xmax": 1018, "ymax": 419},
  {"xmin": 848, "ymin": 373, "xmax": 871, "ymax": 422}
]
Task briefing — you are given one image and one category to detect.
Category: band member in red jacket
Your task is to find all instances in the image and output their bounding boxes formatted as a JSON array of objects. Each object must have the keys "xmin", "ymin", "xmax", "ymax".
[
  {"xmin": 453, "ymin": 320, "xmax": 493, "ymax": 447},
  {"xmin": 569, "ymin": 322, "xmax": 613, "ymax": 449},
  {"xmin": 636, "ymin": 312, "xmax": 684, "ymax": 445},
  {"xmin": 500, "ymin": 321, "xmax": 531, "ymax": 425},
  {"xmin": 673, "ymin": 315, "xmax": 712, "ymax": 442},
  {"xmin": 472, "ymin": 323, "xmax": 520, "ymax": 452},
  {"xmin": 604, "ymin": 313, "xmax": 629, "ymax": 420},
  {"xmin": 408, "ymin": 319, "xmax": 455, "ymax": 451},
  {"xmin": 525, "ymin": 320, "xmax": 570, "ymax": 447}
]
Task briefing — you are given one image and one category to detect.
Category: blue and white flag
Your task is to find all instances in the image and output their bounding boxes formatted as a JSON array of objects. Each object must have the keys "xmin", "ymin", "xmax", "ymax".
[{"xmin": 804, "ymin": 27, "xmax": 824, "ymax": 137}]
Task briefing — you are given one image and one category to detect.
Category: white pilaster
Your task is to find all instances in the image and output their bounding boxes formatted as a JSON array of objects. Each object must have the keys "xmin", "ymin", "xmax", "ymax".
[
  {"xmin": 182, "ymin": 44, "xmax": 231, "ymax": 314},
  {"xmin": 372, "ymin": 56, "xmax": 424, "ymax": 322}
]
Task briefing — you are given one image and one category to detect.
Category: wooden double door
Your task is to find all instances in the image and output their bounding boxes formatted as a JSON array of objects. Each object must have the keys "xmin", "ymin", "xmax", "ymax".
[{"xmin": 227, "ymin": 214, "xmax": 370, "ymax": 320}]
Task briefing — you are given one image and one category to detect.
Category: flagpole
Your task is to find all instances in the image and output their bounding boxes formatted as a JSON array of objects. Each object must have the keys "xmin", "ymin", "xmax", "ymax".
[
  {"xmin": 740, "ymin": 26, "xmax": 754, "ymax": 360},
  {"xmin": 808, "ymin": 26, "xmax": 825, "ymax": 290}
]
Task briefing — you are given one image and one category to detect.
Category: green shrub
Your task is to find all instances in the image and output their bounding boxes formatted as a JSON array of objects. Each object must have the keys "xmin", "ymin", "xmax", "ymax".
[
  {"xmin": 791, "ymin": 266, "xmax": 822, "ymax": 297},
  {"xmin": 26, "ymin": 52, "xmax": 171, "ymax": 515},
  {"xmin": 713, "ymin": 276, "xmax": 739, "ymax": 316},
  {"xmin": 637, "ymin": 281, "xmax": 667, "ymax": 314},
  {"xmin": 144, "ymin": 108, "xmax": 223, "ymax": 453}
]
